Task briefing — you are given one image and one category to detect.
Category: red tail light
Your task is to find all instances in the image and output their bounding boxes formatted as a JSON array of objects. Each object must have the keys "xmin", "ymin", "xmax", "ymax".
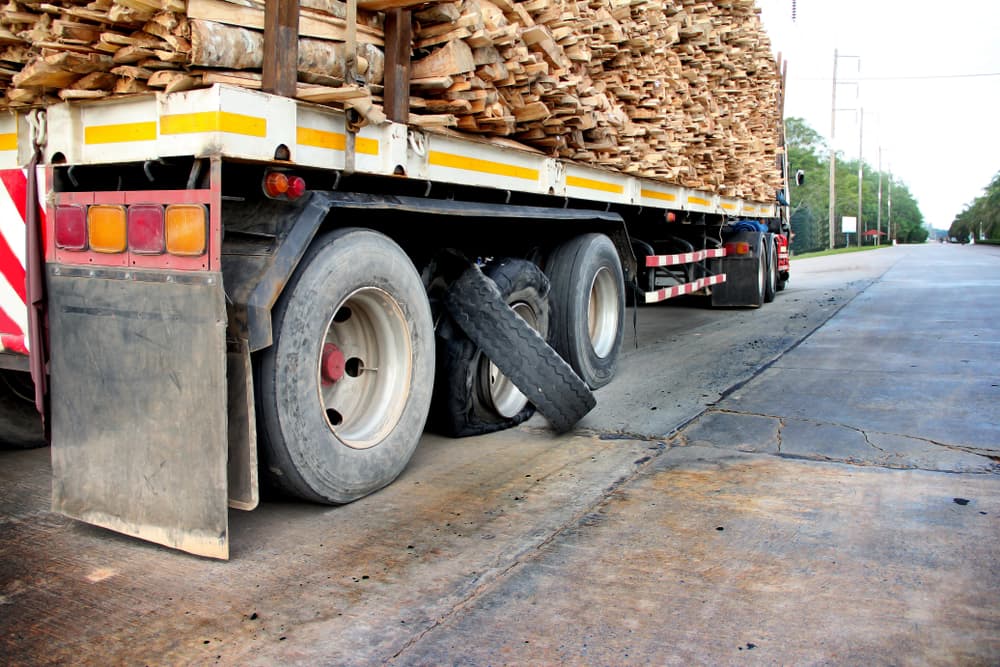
[
  {"xmin": 55, "ymin": 204, "xmax": 88, "ymax": 251},
  {"xmin": 286, "ymin": 175, "xmax": 307, "ymax": 200},
  {"xmin": 128, "ymin": 204, "xmax": 165, "ymax": 255}
]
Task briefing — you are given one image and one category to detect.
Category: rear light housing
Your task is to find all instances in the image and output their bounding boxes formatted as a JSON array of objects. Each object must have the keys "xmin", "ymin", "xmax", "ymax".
[
  {"xmin": 128, "ymin": 204, "xmax": 165, "ymax": 255},
  {"xmin": 53, "ymin": 200, "xmax": 209, "ymax": 261},
  {"xmin": 88, "ymin": 205, "xmax": 127, "ymax": 254},
  {"xmin": 725, "ymin": 241, "xmax": 752, "ymax": 256},
  {"xmin": 54, "ymin": 204, "xmax": 88, "ymax": 251},
  {"xmin": 165, "ymin": 204, "xmax": 207, "ymax": 256},
  {"xmin": 263, "ymin": 170, "xmax": 307, "ymax": 200}
]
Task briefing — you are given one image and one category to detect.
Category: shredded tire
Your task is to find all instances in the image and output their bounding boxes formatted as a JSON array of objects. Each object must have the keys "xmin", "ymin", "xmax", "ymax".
[
  {"xmin": 432, "ymin": 258, "xmax": 551, "ymax": 437},
  {"xmin": 444, "ymin": 262, "xmax": 596, "ymax": 434}
]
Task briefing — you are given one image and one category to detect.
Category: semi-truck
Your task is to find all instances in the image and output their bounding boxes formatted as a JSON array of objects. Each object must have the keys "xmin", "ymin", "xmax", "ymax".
[{"xmin": 0, "ymin": 0, "xmax": 791, "ymax": 558}]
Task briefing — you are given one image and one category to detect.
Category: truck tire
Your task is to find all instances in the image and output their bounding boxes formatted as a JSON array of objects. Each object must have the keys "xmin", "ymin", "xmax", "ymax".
[
  {"xmin": 751, "ymin": 234, "xmax": 766, "ymax": 308},
  {"xmin": 764, "ymin": 234, "xmax": 778, "ymax": 303},
  {"xmin": 0, "ymin": 370, "xmax": 45, "ymax": 449},
  {"xmin": 257, "ymin": 228, "xmax": 434, "ymax": 504},
  {"xmin": 545, "ymin": 233, "xmax": 625, "ymax": 389},
  {"xmin": 433, "ymin": 258, "xmax": 551, "ymax": 437},
  {"xmin": 445, "ymin": 262, "xmax": 596, "ymax": 434}
]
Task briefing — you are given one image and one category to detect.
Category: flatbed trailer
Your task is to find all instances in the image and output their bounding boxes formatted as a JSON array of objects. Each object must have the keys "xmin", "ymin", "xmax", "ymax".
[{"xmin": 0, "ymin": 73, "xmax": 790, "ymax": 559}]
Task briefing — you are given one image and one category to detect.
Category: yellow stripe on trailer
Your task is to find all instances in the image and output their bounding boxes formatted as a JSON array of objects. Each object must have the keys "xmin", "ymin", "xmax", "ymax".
[
  {"xmin": 85, "ymin": 121, "xmax": 157, "ymax": 145},
  {"xmin": 688, "ymin": 195, "xmax": 711, "ymax": 207},
  {"xmin": 641, "ymin": 188, "xmax": 677, "ymax": 202},
  {"xmin": 161, "ymin": 111, "xmax": 267, "ymax": 138},
  {"xmin": 430, "ymin": 151, "xmax": 538, "ymax": 181},
  {"xmin": 0, "ymin": 133, "xmax": 16, "ymax": 151},
  {"xmin": 297, "ymin": 127, "xmax": 379, "ymax": 155},
  {"xmin": 567, "ymin": 175, "xmax": 623, "ymax": 194},
  {"xmin": 721, "ymin": 202, "xmax": 737, "ymax": 211}
]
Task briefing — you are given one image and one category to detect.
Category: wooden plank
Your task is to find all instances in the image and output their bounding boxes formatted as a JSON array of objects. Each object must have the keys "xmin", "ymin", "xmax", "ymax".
[
  {"xmin": 411, "ymin": 39, "xmax": 475, "ymax": 79},
  {"xmin": 356, "ymin": 0, "xmax": 433, "ymax": 10},
  {"xmin": 294, "ymin": 83, "xmax": 368, "ymax": 102}
]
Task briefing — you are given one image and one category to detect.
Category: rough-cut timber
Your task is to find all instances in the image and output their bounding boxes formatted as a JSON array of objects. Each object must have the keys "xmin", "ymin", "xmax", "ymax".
[{"xmin": 0, "ymin": 0, "xmax": 783, "ymax": 200}]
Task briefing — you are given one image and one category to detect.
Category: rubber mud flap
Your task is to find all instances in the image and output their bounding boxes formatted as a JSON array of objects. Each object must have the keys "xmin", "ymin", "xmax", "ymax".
[{"xmin": 444, "ymin": 262, "xmax": 596, "ymax": 433}]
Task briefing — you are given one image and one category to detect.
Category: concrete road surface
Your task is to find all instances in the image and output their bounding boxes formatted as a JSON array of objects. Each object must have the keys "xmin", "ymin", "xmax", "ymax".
[{"xmin": 1, "ymin": 243, "xmax": 998, "ymax": 665}]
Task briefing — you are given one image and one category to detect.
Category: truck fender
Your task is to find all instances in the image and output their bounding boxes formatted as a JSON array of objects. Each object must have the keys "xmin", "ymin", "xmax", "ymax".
[{"xmin": 221, "ymin": 193, "xmax": 335, "ymax": 352}]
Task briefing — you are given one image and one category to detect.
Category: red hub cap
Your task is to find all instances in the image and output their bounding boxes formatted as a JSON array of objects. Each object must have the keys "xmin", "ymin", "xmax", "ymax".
[{"xmin": 321, "ymin": 343, "xmax": 346, "ymax": 385}]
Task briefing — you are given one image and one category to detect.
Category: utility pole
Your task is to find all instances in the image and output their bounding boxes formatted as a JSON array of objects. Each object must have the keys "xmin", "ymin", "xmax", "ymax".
[
  {"xmin": 857, "ymin": 107, "xmax": 864, "ymax": 247},
  {"xmin": 876, "ymin": 147, "xmax": 882, "ymax": 247},
  {"xmin": 828, "ymin": 49, "xmax": 838, "ymax": 249},
  {"xmin": 828, "ymin": 50, "xmax": 860, "ymax": 249},
  {"xmin": 887, "ymin": 170, "xmax": 893, "ymax": 244}
]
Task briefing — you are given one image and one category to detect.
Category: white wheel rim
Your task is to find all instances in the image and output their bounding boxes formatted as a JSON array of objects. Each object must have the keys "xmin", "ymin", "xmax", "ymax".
[
  {"xmin": 769, "ymin": 245, "xmax": 777, "ymax": 292},
  {"xmin": 588, "ymin": 266, "xmax": 619, "ymax": 359},
  {"xmin": 480, "ymin": 302, "xmax": 536, "ymax": 418},
  {"xmin": 318, "ymin": 287, "xmax": 412, "ymax": 449},
  {"xmin": 758, "ymin": 245, "xmax": 766, "ymax": 296}
]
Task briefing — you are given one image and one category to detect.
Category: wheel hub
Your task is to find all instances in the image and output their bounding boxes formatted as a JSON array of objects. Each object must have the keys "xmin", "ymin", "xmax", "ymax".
[{"xmin": 321, "ymin": 343, "xmax": 346, "ymax": 385}]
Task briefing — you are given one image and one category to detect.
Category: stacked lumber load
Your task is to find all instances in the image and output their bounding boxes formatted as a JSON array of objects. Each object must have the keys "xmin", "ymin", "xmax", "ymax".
[
  {"xmin": 0, "ymin": 0, "xmax": 783, "ymax": 200},
  {"xmin": 408, "ymin": 0, "xmax": 783, "ymax": 199},
  {"xmin": 0, "ymin": 0, "xmax": 386, "ymax": 109}
]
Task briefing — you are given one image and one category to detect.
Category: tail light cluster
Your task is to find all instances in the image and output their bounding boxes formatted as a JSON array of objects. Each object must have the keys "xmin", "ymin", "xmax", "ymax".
[
  {"xmin": 263, "ymin": 171, "xmax": 307, "ymax": 200},
  {"xmin": 54, "ymin": 203, "xmax": 207, "ymax": 256},
  {"xmin": 724, "ymin": 241, "xmax": 752, "ymax": 256}
]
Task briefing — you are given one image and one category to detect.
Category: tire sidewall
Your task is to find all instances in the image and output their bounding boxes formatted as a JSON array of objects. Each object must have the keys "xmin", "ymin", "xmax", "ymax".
[
  {"xmin": 753, "ymin": 235, "xmax": 766, "ymax": 307},
  {"xmin": 260, "ymin": 229, "xmax": 434, "ymax": 503},
  {"xmin": 548, "ymin": 234, "xmax": 625, "ymax": 389},
  {"xmin": 764, "ymin": 234, "xmax": 777, "ymax": 303}
]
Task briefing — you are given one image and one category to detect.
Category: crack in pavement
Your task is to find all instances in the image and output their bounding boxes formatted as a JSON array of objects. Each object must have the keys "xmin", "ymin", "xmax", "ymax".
[
  {"xmin": 860, "ymin": 428, "xmax": 887, "ymax": 454},
  {"xmin": 705, "ymin": 407, "xmax": 1000, "ymax": 469}
]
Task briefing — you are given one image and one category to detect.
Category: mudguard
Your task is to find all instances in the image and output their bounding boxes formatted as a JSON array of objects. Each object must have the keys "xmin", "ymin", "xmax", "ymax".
[
  {"xmin": 47, "ymin": 265, "xmax": 230, "ymax": 559},
  {"xmin": 711, "ymin": 230, "xmax": 766, "ymax": 307}
]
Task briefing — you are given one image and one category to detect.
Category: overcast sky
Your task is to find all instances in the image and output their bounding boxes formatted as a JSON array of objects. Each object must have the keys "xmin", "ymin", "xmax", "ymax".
[{"xmin": 755, "ymin": 0, "xmax": 1000, "ymax": 229}]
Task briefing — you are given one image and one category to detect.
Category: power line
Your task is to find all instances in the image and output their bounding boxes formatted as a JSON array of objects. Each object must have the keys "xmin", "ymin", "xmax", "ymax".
[{"xmin": 794, "ymin": 72, "xmax": 1000, "ymax": 81}]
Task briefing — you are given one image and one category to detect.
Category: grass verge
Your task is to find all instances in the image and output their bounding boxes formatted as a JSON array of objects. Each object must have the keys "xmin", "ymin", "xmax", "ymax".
[{"xmin": 791, "ymin": 245, "xmax": 889, "ymax": 260}]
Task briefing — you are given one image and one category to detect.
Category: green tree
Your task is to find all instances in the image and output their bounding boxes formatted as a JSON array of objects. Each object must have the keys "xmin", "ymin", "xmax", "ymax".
[
  {"xmin": 782, "ymin": 117, "xmax": 927, "ymax": 250},
  {"xmin": 887, "ymin": 180, "xmax": 927, "ymax": 243},
  {"xmin": 949, "ymin": 171, "xmax": 1000, "ymax": 242},
  {"xmin": 785, "ymin": 117, "xmax": 830, "ymax": 253}
]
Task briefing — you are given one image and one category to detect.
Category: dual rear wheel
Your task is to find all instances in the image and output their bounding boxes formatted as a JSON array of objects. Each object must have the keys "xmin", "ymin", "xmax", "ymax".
[{"xmin": 257, "ymin": 229, "xmax": 625, "ymax": 503}]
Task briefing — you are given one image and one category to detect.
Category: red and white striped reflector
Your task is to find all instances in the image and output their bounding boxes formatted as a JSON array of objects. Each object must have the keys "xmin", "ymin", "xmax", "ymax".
[
  {"xmin": 645, "ymin": 247, "xmax": 726, "ymax": 268},
  {"xmin": 0, "ymin": 167, "xmax": 45, "ymax": 355},
  {"xmin": 644, "ymin": 274, "xmax": 727, "ymax": 304}
]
